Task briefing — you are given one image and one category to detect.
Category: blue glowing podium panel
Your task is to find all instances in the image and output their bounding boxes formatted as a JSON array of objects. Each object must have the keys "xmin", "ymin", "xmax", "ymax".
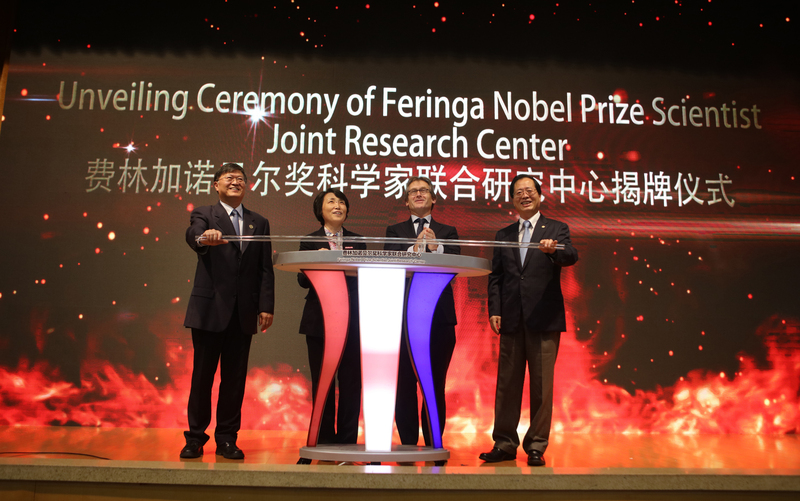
[{"xmin": 405, "ymin": 271, "xmax": 456, "ymax": 450}]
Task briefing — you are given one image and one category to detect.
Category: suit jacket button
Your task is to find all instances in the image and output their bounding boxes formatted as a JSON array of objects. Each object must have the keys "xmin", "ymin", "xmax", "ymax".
[{"xmin": 520, "ymin": 275, "xmax": 525, "ymax": 280}]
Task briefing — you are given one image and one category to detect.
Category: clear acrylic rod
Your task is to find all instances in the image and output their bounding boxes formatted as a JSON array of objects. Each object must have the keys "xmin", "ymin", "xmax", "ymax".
[{"xmin": 196, "ymin": 234, "xmax": 565, "ymax": 250}]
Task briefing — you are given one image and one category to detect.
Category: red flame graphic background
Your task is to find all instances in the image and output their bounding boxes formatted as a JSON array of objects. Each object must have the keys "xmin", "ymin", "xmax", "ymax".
[{"xmin": 2, "ymin": 272, "xmax": 798, "ymax": 437}]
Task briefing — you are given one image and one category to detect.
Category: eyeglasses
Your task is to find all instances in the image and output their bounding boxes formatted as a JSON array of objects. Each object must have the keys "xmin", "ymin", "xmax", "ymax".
[
  {"xmin": 408, "ymin": 188, "xmax": 431, "ymax": 196},
  {"xmin": 220, "ymin": 175, "xmax": 246, "ymax": 184},
  {"xmin": 514, "ymin": 188, "xmax": 538, "ymax": 198}
]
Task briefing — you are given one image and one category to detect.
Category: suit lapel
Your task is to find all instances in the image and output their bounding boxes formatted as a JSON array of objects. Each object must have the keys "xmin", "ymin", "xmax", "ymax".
[
  {"xmin": 531, "ymin": 214, "xmax": 548, "ymax": 244},
  {"xmin": 240, "ymin": 206, "xmax": 256, "ymax": 254},
  {"xmin": 213, "ymin": 202, "xmax": 237, "ymax": 237},
  {"xmin": 317, "ymin": 227, "xmax": 332, "ymax": 250},
  {"xmin": 500, "ymin": 222, "xmax": 524, "ymax": 271},
  {"xmin": 341, "ymin": 227, "xmax": 356, "ymax": 250},
  {"xmin": 428, "ymin": 218, "xmax": 443, "ymax": 235},
  {"xmin": 302, "ymin": 227, "xmax": 328, "ymax": 251},
  {"xmin": 403, "ymin": 218, "xmax": 416, "ymax": 238}
]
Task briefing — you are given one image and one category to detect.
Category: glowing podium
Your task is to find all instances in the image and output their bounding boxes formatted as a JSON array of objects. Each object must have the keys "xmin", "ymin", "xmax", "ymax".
[{"xmin": 273, "ymin": 249, "xmax": 490, "ymax": 463}]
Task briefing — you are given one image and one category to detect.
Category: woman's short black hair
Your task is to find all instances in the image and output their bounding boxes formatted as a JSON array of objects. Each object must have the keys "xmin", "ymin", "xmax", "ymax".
[{"xmin": 312, "ymin": 189, "xmax": 350, "ymax": 225}]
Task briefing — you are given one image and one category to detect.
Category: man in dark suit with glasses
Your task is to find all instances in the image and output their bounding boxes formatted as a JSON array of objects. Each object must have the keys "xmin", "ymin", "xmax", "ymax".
[
  {"xmin": 180, "ymin": 163, "xmax": 275, "ymax": 460},
  {"xmin": 480, "ymin": 174, "xmax": 578, "ymax": 466},
  {"xmin": 384, "ymin": 176, "xmax": 460, "ymax": 447}
]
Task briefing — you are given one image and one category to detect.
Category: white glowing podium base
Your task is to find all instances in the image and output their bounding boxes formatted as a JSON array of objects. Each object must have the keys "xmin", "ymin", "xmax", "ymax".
[
  {"xmin": 298, "ymin": 444, "xmax": 450, "ymax": 463},
  {"xmin": 274, "ymin": 249, "xmax": 490, "ymax": 463}
]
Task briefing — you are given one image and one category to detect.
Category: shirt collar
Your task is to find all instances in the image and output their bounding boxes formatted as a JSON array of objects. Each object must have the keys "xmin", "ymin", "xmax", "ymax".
[
  {"xmin": 219, "ymin": 200, "xmax": 243, "ymax": 216},
  {"xmin": 519, "ymin": 212, "xmax": 541, "ymax": 232}
]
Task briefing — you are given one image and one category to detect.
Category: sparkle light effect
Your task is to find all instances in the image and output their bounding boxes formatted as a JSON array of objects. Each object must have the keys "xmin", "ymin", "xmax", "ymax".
[
  {"xmin": 113, "ymin": 142, "xmax": 137, "ymax": 155},
  {"xmin": 241, "ymin": 104, "xmax": 274, "ymax": 129},
  {"xmin": 234, "ymin": 61, "xmax": 278, "ymax": 158}
]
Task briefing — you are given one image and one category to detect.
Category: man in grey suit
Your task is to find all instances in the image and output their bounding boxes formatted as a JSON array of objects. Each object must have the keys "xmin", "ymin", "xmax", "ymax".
[
  {"xmin": 480, "ymin": 174, "xmax": 578, "ymax": 466},
  {"xmin": 180, "ymin": 163, "xmax": 275, "ymax": 460},
  {"xmin": 384, "ymin": 176, "xmax": 460, "ymax": 447}
]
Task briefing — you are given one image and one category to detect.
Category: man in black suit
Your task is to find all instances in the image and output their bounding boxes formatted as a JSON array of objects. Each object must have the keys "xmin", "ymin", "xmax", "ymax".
[
  {"xmin": 384, "ymin": 176, "xmax": 460, "ymax": 447},
  {"xmin": 480, "ymin": 174, "xmax": 578, "ymax": 466},
  {"xmin": 180, "ymin": 163, "xmax": 275, "ymax": 460}
]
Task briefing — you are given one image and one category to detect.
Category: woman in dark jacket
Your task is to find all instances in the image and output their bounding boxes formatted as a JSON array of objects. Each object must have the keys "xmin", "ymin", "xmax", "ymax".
[{"xmin": 297, "ymin": 189, "xmax": 366, "ymax": 444}]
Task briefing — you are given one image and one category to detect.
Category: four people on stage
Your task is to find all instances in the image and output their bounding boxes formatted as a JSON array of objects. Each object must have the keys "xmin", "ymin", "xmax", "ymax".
[{"xmin": 180, "ymin": 170, "xmax": 577, "ymax": 464}]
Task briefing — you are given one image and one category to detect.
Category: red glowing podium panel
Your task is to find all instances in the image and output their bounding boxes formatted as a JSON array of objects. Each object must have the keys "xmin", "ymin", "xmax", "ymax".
[{"xmin": 273, "ymin": 249, "xmax": 490, "ymax": 463}]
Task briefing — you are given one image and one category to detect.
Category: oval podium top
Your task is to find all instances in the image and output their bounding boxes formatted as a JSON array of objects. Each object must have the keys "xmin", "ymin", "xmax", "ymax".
[{"xmin": 273, "ymin": 250, "xmax": 491, "ymax": 278}]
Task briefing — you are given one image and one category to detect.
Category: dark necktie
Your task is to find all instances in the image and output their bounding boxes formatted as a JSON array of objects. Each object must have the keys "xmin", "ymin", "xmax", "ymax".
[
  {"xmin": 415, "ymin": 218, "xmax": 430, "ymax": 252},
  {"xmin": 415, "ymin": 218, "xmax": 426, "ymax": 236}
]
